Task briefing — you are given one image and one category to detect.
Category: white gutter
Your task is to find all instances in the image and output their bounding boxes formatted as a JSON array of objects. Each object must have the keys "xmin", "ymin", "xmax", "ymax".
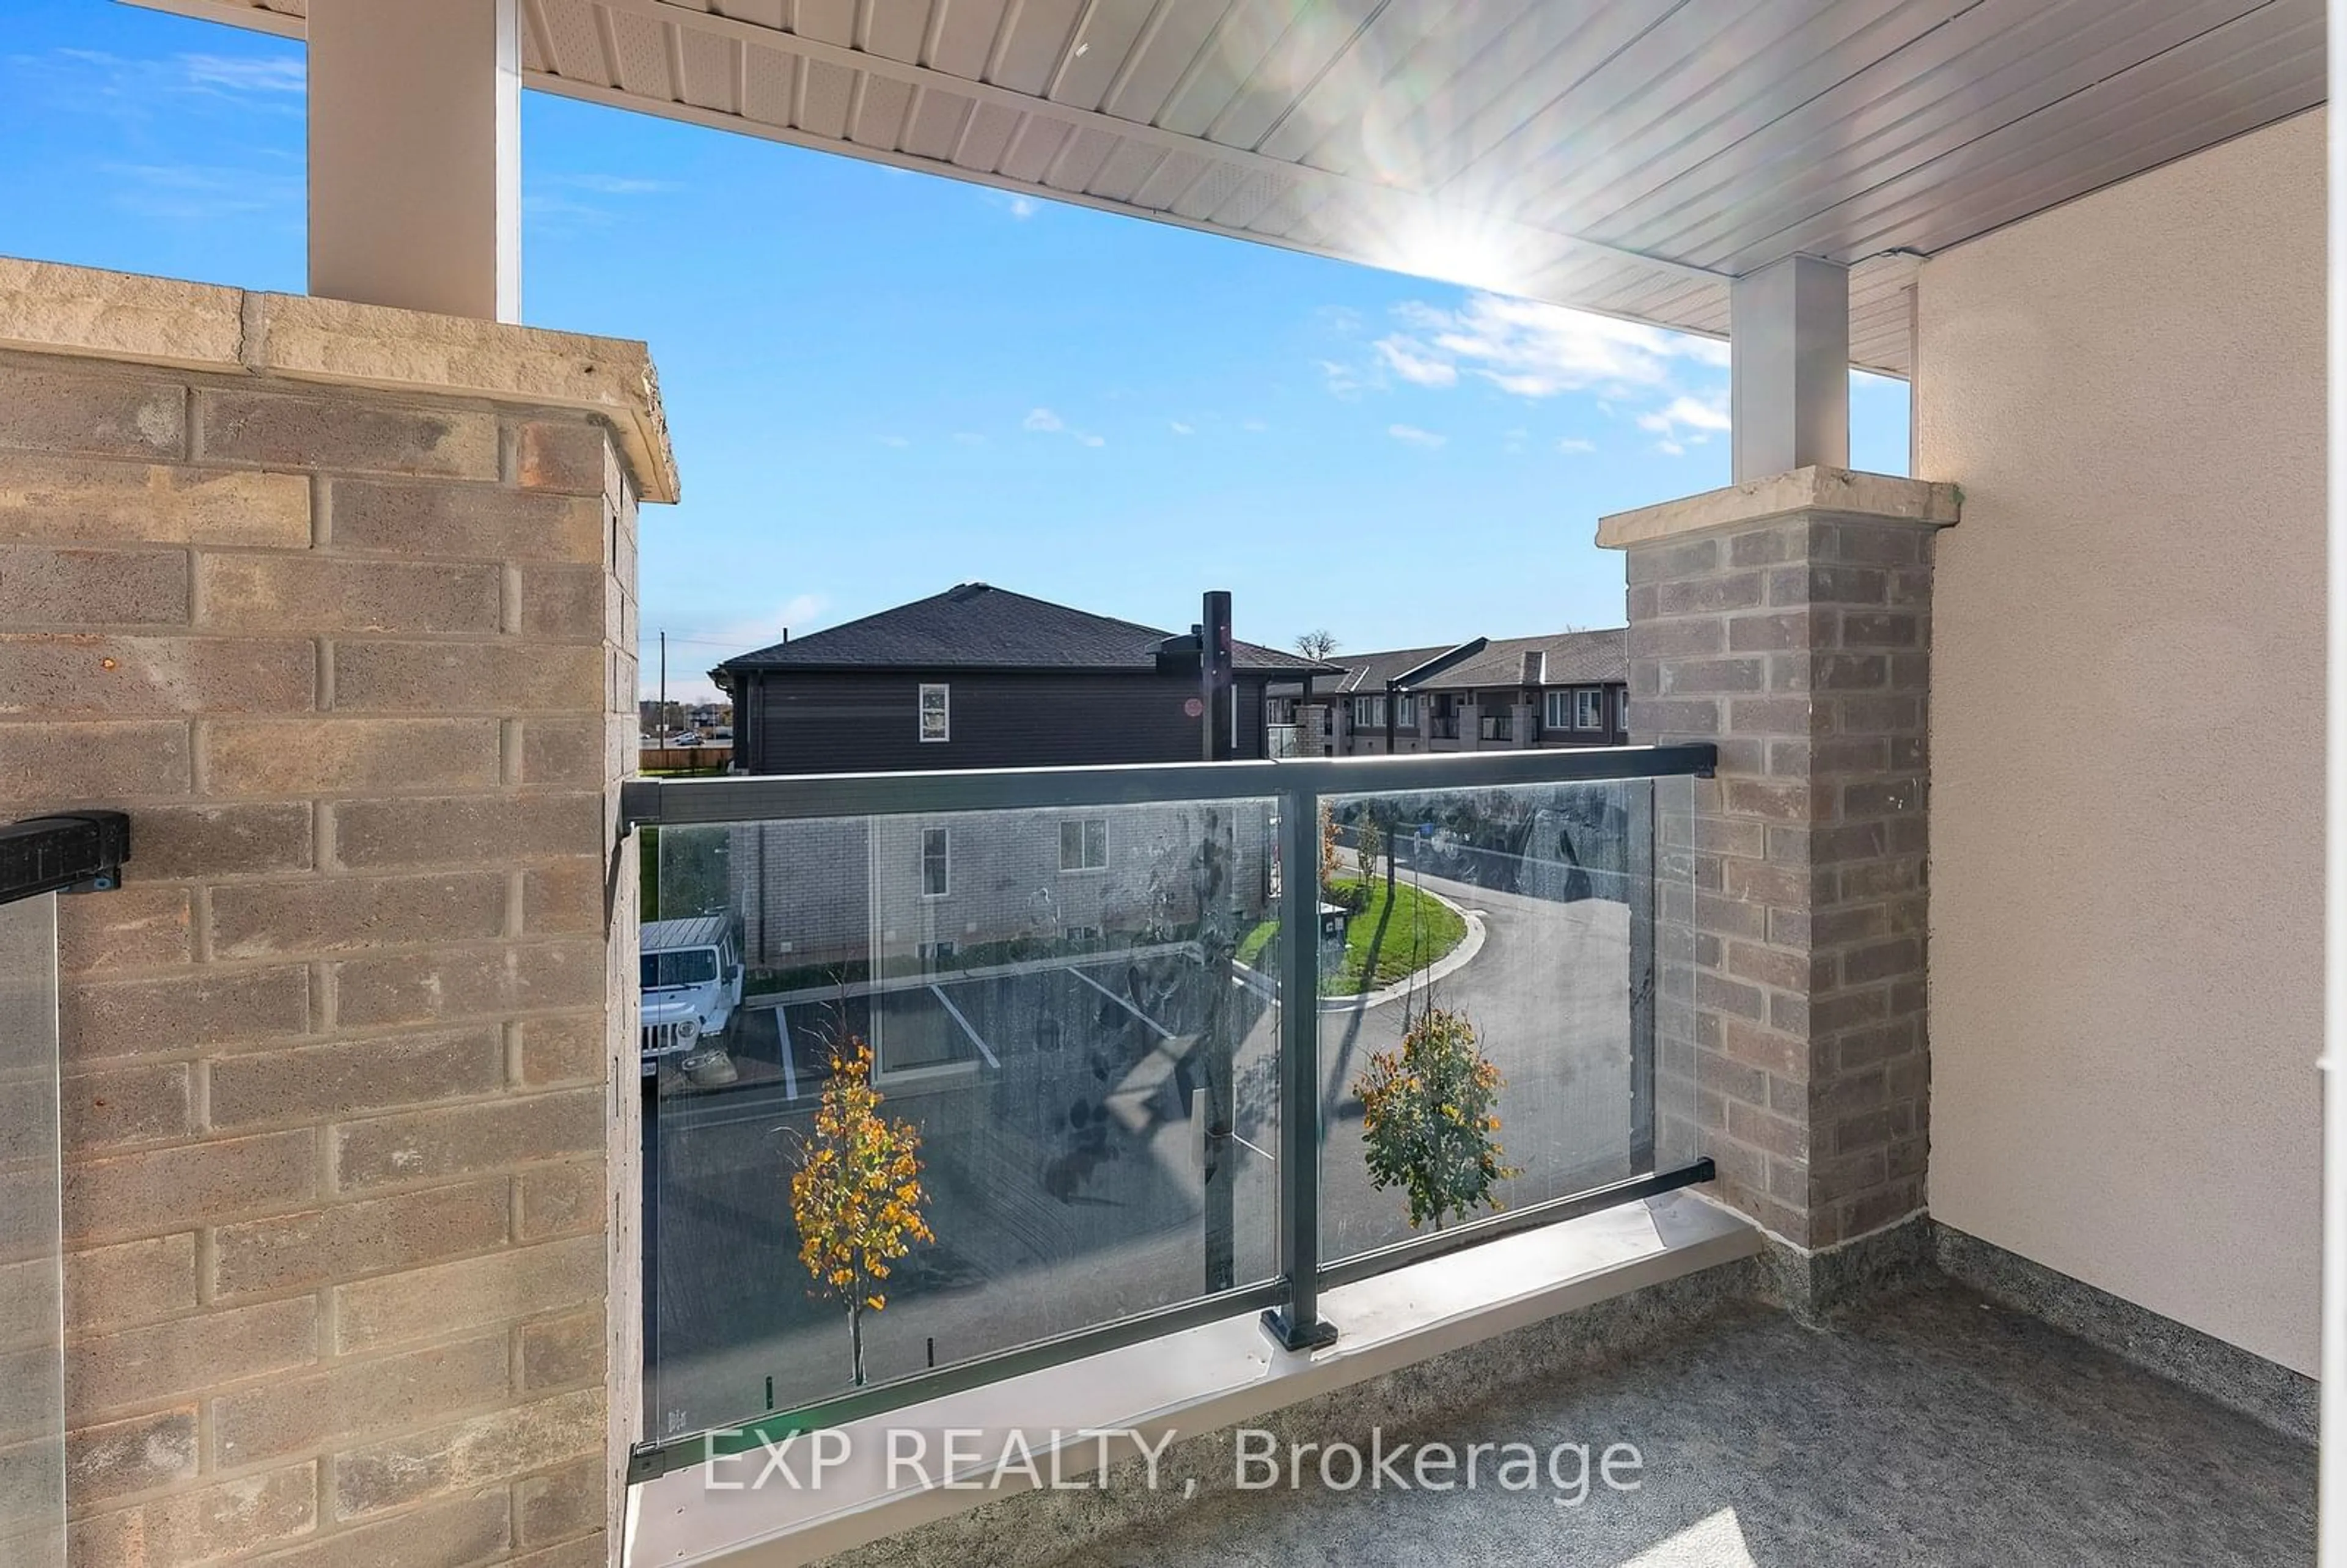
[{"xmin": 2323, "ymin": 5, "xmax": 2343, "ymax": 1559}]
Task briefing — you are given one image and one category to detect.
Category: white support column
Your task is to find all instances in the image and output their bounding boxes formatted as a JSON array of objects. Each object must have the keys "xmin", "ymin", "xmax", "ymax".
[
  {"xmin": 308, "ymin": 0, "xmax": 520, "ymax": 321},
  {"xmin": 1730, "ymin": 254, "xmax": 1849, "ymax": 482}
]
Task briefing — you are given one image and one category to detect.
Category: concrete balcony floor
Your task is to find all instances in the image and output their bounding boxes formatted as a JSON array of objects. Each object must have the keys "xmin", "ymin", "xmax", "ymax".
[{"xmin": 1044, "ymin": 1282, "xmax": 2313, "ymax": 1568}]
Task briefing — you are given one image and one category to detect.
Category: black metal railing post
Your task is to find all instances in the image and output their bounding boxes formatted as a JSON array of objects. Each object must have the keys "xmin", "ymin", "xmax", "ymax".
[{"xmin": 1262, "ymin": 782, "xmax": 1337, "ymax": 1353}]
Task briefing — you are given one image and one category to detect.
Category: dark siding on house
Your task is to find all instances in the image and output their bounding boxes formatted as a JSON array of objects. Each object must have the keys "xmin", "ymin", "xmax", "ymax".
[
  {"xmin": 1235, "ymin": 674, "xmax": 1271, "ymax": 760},
  {"xmin": 741, "ymin": 669, "xmax": 1278, "ymax": 774}
]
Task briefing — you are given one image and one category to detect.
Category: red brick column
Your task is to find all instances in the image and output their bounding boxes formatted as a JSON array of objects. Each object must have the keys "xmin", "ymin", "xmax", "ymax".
[
  {"xmin": 0, "ymin": 260, "xmax": 671, "ymax": 1567},
  {"xmin": 1601, "ymin": 468, "xmax": 1958, "ymax": 1302}
]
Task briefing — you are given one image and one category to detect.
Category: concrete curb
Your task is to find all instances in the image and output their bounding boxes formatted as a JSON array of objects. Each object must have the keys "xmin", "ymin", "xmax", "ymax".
[
  {"xmin": 1323, "ymin": 885, "xmax": 1485, "ymax": 1013},
  {"xmin": 1230, "ymin": 885, "xmax": 1487, "ymax": 1013}
]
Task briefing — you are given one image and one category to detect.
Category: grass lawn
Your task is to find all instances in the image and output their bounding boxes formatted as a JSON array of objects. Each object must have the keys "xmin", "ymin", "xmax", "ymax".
[
  {"xmin": 638, "ymin": 825, "xmax": 659, "ymax": 919},
  {"xmin": 639, "ymin": 825, "xmax": 730, "ymax": 924},
  {"xmin": 1236, "ymin": 876, "xmax": 1468, "ymax": 995}
]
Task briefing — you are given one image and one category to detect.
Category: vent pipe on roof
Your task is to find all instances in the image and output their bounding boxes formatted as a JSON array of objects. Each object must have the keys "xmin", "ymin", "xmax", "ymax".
[{"xmin": 1202, "ymin": 590, "xmax": 1233, "ymax": 763}]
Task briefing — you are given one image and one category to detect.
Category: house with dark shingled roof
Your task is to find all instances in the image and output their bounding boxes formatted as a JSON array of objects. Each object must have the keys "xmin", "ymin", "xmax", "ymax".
[{"xmin": 713, "ymin": 582, "xmax": 1337, "ymax": 775}]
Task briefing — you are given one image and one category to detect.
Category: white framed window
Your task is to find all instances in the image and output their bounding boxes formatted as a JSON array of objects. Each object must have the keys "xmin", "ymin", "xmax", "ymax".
[
  {"xmin": 1395, "ymin": 694, "xmax": 1417, "ymax": 728},
  {"xmin": 1575, "ymin": 689, "xmax": 1605, "ymax": 730},
  {"xmin": 919, "ymin": 683, "xmax": 950, "ymax": 742},
  {"xmin": 921, "ymin": 827, "xmax": 949, "ymax": 897},
  {"xmin": 1059, "ymin": 817, "xmax": 1108, "ymax": 872},
  {"xmin": 1616, "ymin": 688, "xmax": 1630, "ymax": 731},
  {"xmin": 1543, "ymin": 690, "xmax": 1571, "ymax": 731},
  {"xmin": 1349, "ymin": 695, "xmax": 1386, "ymax": 729}
]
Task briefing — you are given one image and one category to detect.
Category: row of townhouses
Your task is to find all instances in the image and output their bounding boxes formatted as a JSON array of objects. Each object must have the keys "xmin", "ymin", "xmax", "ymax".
[
  {"xmin": 711, "ymin": 582, "xmax": 1628, "ymax": 772},
  {"xmin": 1265, "ymin": 629, "xmax": 1629, "ymax": 757}
]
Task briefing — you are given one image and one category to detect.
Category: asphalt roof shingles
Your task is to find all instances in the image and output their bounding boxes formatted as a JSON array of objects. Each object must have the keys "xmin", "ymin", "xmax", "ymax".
[
  {"xmin": 718, "ymin": 583, "xmax": 1329, "ymax": 675},
  {"xmin": 1276, "ymin": 628, "xmax": 1628, "ymax": 694}
]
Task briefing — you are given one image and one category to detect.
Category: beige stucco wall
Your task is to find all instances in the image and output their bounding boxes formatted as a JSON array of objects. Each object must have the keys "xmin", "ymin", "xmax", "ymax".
[{"xmin": 1918, "ymin": 109, "xmax": 2323, "ymax": 1374}]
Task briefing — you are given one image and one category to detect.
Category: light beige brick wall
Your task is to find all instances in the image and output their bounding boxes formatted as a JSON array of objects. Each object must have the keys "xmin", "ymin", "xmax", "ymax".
[
  {"xmin": 1604, "ymin": 472, "xmax": 1957, "ymax": 1257},
  {"xmin": 0, "ymin": 337, "xmax": 646, "ymax": 1566}
]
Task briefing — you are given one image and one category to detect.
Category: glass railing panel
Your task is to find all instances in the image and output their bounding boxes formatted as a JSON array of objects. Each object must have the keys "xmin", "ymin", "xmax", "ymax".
[
  {"xmin": 645, "ymin": 799, "xmax": 1282, "ymax": 1441},
  {"xmin": 0, "ymin": 894, "xmax": 63, "ymax": 1568},
  {"xmin": 1314, "ymin": 777, "xmax": 1686, "ymax": 1264}
]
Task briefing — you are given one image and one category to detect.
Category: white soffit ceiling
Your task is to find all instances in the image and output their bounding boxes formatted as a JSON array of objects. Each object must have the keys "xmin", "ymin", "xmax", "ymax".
[{"xmin": 128, "ymin": 0, "xmax": 2326, "ymax": 378}]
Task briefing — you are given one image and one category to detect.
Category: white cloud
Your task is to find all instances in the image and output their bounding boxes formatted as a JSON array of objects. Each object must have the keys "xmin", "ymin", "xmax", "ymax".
[
  {"xmin": 1557, "ymin": 437, "xmax": 1597, "ymax": 453},
  {"xmin": 524, "ymin": 174, "xmax": 675, "ymax": 232},
  {"xmin": 1023, "ymin": 406, "xmax": 1104, "ymax": 447},
  {"xmin": 1647, "ymin": 395, "xmax": 1732, "ymax": 431},
  {"xmin": 1636, "ymin": 392, "xmax": 1732, "ymax": 445},
  {"xmin": 1373, "ymin": 335, "xmax": 1458, "ymax": 388},
  {"xmin": 1387, "ymin": 423, "xmax": 1447, "ymax": 449},
  {"xmin": 1169, "ymin": 420, "xmax": 1195, "ymax": 436},
  {"xmin": 24, "ymin": 46, "xmax": 307, "ymax": 114},
  {"xmin": 641, "ymin": 594, "xmax": 832, "ymax": 703},
  {"xmin": 771, "ymin": 593, "xmax": 831, "ymax": 631},
  {"xmin": 1655, "ymin": 439, "xmax": 1686, "ymax": 456},
  {"xmin": 952, "ymin": 431, "xmax": 987, "ymax": 446},
  {"xmin": 1317, "ymin": 359, "xmax": 1370, "ymax": 399},
  {"xmin": 1376, "ymin": 293, "xmax": 1728, "ymax": 400},
  {"xmin": 1241, "ymin": 419, "xmax": 1269, "ymax": 433},
  {"xmin": 553, "ymin": 172, "xmax": 677, "ymax": 196},
  {"xmin": 1008, "ymin": 196, "xmax": 1038, "ymax": 219},
  {"xmin": 878, "ymin": 434, "xmax": 910, "ymax": 448},
  {"xmin": 177, "ymin": 53, "xmax": 304, "ymax": 95},
  {"xmin": 102, "ymin": 160, "xmax": 301, "ymax": 221}
]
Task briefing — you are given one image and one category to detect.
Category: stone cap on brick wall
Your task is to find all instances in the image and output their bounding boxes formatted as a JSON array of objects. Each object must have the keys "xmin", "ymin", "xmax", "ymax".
[
  {"xmin": 0, "ymin": 255, "xmax": 679, "ymax": 503},
  {"xmin": 1596, "ymin": 466, "xmax": 1960, "ymax": 550}
]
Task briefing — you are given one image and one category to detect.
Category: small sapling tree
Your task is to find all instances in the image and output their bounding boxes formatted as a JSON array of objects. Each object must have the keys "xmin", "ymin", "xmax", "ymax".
[{"xmin": 789, "ymin": 1039, "xmax": 933, "ymax": 1386}]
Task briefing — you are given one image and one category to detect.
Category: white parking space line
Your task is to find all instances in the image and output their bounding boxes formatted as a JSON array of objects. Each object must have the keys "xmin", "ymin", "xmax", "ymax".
[
  {"xmin": 769, "ymin": 1003, "xmax": 799, "ymax": 1101},
  {"xmin": 1063, "ymin": 964, "xmax": 1175, "ymax": 1042},
  {"xmin": 659, "ymin": 1083, "xmax": 796, "ymax": 1132},
  {"xmin": 929, "ymin": 984, "xmax": 999, "ymax": 1069}
]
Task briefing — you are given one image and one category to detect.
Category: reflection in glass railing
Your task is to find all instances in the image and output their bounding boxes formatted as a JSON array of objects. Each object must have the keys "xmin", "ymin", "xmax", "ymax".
[
  {"xmin": 1315, "ymin": 780, "xmax": 1681, "ymax": 1263},
  {"xmin": 647, "ymin": 801, "xmax": 1282, "ymax": 1440},
  {"xmin": 0, "ymin": 895, "xmax": 63, "ymax": 1568}
]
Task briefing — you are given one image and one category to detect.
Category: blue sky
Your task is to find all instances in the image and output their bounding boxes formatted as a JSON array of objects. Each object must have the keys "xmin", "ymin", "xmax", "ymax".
[{"xmin": 4, "ymin": 1, "xmax": 1909, "ymax": 702}]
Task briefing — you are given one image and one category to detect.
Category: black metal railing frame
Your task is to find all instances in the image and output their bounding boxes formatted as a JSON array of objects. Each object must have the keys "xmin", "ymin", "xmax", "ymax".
[
  {"xmin": 620, "ymin": 744, "xmax": 1714, "ymax": 1482},
  {"xmin": 0, "ymin": 811, "xmax": 131, "ymax": 907}
]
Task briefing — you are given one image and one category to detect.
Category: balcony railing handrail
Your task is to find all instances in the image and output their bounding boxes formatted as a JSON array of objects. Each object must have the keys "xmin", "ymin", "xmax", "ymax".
[{"xmin": 620, "ymin": 742, "xmax": 1714, "ymax": 827}]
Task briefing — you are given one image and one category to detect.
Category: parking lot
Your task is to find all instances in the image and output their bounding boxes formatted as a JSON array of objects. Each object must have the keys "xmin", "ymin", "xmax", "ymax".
[
  {"xmin": 645, "ymin": 951, "xmax": 1282, "ymax": 1440},
  {"xmin": 645, "ymin": 871, "xmax": 1645, "ymax": 1442}
]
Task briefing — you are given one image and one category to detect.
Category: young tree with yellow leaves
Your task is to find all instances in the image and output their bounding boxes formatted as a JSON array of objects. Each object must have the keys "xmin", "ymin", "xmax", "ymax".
[
  {"xmin": 1353, "ymin": 1007, "xmax": 1517, "ymax": 1231},
  {"xmin": 789, "ymin": 1039, "xmax": 933, "ymax": 1387}
]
